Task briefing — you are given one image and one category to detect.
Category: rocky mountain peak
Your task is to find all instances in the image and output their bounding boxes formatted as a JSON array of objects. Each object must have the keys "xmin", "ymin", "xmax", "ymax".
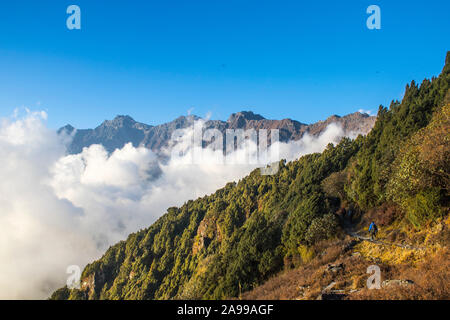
[
  {"xmin": 227, "ymin": 111, "xmax": 265, "ymax": 123},
  {"xmin": 57, "ymin": 124, "xmax": 75, "ymax": 135},
  {"xmin": 101, "ymin": 115, "xmax": 136, "ymax": 128}
]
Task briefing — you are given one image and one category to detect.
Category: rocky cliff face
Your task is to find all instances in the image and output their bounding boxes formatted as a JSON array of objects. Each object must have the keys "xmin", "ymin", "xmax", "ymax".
[
  {"xmin": 58, "ymin": 115, "xmax": 153, "ymax": 154},
  {"xmin": 59, "ymin": 111, "xmax": 376, "ymax": 154}
]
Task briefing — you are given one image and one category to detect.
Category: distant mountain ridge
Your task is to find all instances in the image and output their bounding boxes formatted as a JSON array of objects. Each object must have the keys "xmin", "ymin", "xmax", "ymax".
[{"xmin": 59, "ymin": 111, "xmax": 376, "ymax": 154}]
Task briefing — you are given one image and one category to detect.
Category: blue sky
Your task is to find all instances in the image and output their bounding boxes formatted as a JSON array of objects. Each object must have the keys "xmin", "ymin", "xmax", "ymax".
[{"xmin": 0, "ymin": 0, "xmax": 449, "ymax": 129}]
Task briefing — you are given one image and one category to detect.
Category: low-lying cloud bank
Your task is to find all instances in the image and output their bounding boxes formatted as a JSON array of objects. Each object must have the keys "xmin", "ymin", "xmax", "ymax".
[{"xmin": 0, "ymin": 111, "xmax": 361, "ymax": 299}]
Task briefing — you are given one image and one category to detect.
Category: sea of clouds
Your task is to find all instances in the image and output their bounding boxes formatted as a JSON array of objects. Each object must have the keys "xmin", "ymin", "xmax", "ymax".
[{"xmin": 0, "ymin": 110, "xmax": 359, "ymax": 299}]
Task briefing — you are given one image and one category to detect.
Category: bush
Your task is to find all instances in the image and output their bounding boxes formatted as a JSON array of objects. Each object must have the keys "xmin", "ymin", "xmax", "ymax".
[
  {"xmin": 305, "ymin": 214, "xmax": 339, "ymax": 245},
  {"xmin": 49, "ymin": 286, "xmax": 70, "ymax": 300},
  {"xmin": 363, "ymin": 203, "xmax": 402, "ymax": 227},
  {"xmin": 406, "ymin": 188, "xmax": 443, "ymax": 229},
  {"xmin": 178, "ymin": 277, "xmax": 202, "ymax": 300},
  {"xmin": 322, "ymin": 171, "xmax": 347, "ymax": 200},
  {"xmin": 297, "ymin": 245, "xmax": 315, "ymax": 264},
  {"xmin": 258, "ymin": 250, "xmax": 283, "ymax": 278}
]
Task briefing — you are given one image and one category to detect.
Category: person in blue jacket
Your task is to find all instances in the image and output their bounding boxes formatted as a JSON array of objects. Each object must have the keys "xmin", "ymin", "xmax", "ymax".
[{"xmin": 369, "ymin": 221, "xmax": 378, "ymax": 240}]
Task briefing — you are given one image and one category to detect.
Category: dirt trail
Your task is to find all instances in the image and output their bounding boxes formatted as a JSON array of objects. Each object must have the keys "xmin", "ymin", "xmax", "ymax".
[
  {"xmin": 347, "ymin": 231, "xmax": 425, "ymax": 251},
  {"xmin": 342, "ymin": 219, "xmax": 425, "ymax": 251}
]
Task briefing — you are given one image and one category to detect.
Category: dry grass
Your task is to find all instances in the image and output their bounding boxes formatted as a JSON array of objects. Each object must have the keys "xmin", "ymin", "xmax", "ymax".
[
  {"xmin": 241, "ymin": 221, "xmax": 449, "ymax": 300},
  {"xmin": 352, "ymin": 248, "xmax": 450, "ymax": 300},
  {"xmin": 242, "ymin": 238, "xmax": 379, "ymax": 300}
]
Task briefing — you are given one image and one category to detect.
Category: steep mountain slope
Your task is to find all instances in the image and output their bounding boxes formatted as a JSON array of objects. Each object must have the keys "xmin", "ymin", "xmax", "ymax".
[
  {"xmin": 51, "ymin": 52, "xmax": 449, "ymax": 300},
  {"xmin": 244, "ymin": 99, "xmax": 450, "ymax": 300},
  {"xmin": 59, "ymin": 111, "xmax": 376, "ymax": 154}
]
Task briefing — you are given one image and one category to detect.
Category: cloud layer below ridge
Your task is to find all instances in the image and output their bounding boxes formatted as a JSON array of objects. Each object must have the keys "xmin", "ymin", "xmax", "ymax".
[{"xmin": 0, "ymin": 110, "xmax": 359, "ymax": 299}]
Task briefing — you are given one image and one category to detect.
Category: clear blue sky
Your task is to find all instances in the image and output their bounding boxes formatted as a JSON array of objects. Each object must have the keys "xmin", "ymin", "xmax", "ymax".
[{"xmin": 0, "ymin": 0, "xmax": 449, "ymax": 128}]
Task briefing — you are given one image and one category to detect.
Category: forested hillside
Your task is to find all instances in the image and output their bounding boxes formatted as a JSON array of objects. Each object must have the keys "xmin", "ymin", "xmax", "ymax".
[{"xmin": 51, "ymin": 52, "xmax": 449, "ymax": 300}]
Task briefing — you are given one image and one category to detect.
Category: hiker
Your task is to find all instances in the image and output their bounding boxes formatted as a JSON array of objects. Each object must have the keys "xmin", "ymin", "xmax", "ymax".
[
  {"xmin": 369, "ymin": 221, "xmax": 378, "ymax": 240},
  {"xmin": 345, "ymin": 209, "xmax": 353, "ymax": 223}
]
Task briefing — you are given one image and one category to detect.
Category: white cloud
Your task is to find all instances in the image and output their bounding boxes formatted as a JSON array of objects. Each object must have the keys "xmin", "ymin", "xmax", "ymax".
[
  {"xmin": 358, "ymin": 108, "xmax": 373, "ymax": 116},
  {"xmin": 0, "ymin": 111, "xmax": 365, "ymax": 299},
  {"xmin": 0, "ymin": 111, "xmax": 99, "ymax": 299}
]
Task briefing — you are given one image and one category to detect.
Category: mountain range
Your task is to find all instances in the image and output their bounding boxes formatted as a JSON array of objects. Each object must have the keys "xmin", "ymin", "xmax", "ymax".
[{"xmin": 58, "ymin": 111, "xmax": 376, "ymax": 154}]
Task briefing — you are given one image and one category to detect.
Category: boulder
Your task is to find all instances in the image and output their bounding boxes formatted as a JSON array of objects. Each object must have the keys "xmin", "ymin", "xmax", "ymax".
[
  {"xmin": 382, "ymin": 279, "xmax": 415, "ymax": 288},
  {"xmin": 327, "ymin": 263, "xmax": 345, "ymax": 273}
]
